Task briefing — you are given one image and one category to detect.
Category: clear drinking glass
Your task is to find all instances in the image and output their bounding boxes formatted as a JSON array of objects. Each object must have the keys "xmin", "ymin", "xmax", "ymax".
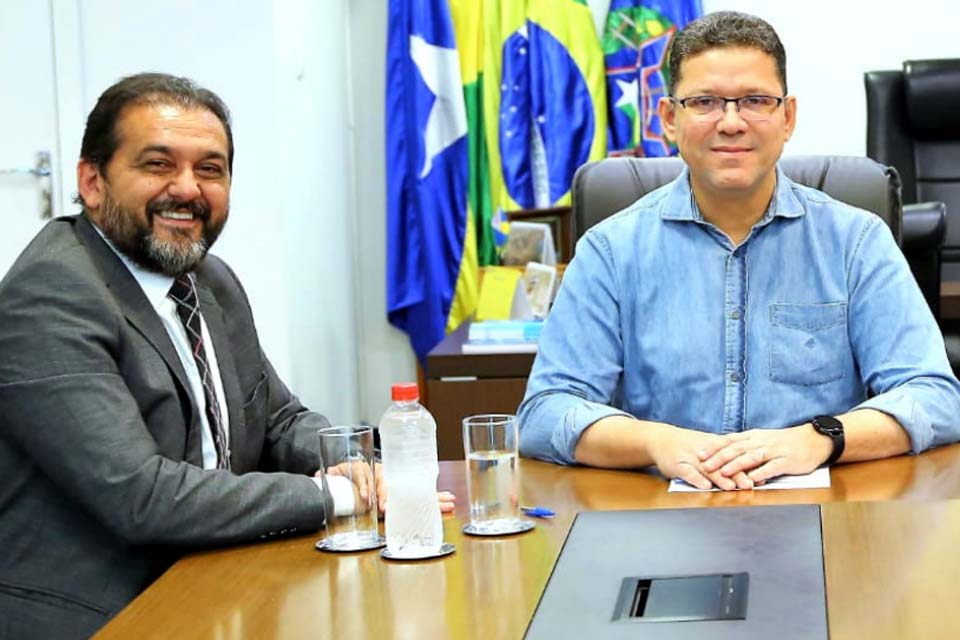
[
  {"xmin": 461, "ymin": 414, "xmax": 534, "ymax": 536},
  {"xmin": 315, "ymin": 425, "xmax": 385, "ymax": 552}
]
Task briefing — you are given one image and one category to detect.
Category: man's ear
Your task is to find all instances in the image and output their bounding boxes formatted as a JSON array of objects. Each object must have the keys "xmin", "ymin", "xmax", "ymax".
[
  {"xmin": 77, "ymin": 159, "xmax": 104, "ymax": 211},
  {"xmin": 783, "ymin": 95, "xmax": 798, "ymax": 142},
  {"xmin": 659, "ymin": 97, "xmax": 677, "ymax": 143}
]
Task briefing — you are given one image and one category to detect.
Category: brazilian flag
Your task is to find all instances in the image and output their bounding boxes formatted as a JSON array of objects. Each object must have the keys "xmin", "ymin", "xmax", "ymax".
[
  {"xmin": 450, "ymin": 0, "xmax": 607, "ymax": 264},
  {"xmin": 450, "ymin": 0, "xmax": 498, "ymax": 265},
  {"xmin": 386, "ymin": 0, "xmax": 478, "ymax": 359},
  {"xmin": 604, "ymin": 0, "xmax": 702, "ymax": 156}
]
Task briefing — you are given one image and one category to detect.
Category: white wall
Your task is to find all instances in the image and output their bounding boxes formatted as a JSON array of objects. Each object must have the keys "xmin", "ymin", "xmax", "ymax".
[
  {"xmin": 347, "ymin": 0, "xmax": 420, "ymax": 424},
  {"xmin": 62, "ymin": 0, "xmax": 361, "ymax": 424},
  {"xmin": 269, "ymin": 0, "xmax": 362, "ymax": 424}
]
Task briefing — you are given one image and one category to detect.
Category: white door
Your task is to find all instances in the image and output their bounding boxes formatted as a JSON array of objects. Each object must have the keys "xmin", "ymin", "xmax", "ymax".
[{"xmin": 0, "ymin": 2, "xmax": 61, "ymax": 277}]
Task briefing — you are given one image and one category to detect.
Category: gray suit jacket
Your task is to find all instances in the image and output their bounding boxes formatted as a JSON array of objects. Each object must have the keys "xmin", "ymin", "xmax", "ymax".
[{"xmin": 0, "ymin": 214, "xmax": 333, "ymax": 638}]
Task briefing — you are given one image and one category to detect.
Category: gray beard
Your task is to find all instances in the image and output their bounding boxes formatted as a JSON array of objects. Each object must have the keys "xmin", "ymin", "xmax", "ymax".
[
  {"xmin": 143, "ymin": 231, "xmax": 208, "ymax": 277},
  {"xmin": 97, "ymin": 188, "xmax": 216, "ymax": 277}
]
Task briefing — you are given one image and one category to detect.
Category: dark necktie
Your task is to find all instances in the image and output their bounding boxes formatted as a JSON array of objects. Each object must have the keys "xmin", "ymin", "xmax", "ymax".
[{"xmin": 168, "ymin": 273, "xmax": 230, "ymax": 470}]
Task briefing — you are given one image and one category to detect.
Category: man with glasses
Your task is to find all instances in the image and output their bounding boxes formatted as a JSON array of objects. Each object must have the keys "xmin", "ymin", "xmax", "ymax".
[{"xmin": 518, "ymin": 11, "xmax": 960, "ymax": 488}]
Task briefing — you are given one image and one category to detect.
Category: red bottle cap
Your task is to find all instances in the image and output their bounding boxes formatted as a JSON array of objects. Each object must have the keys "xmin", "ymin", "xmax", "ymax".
[{"xmin": 391, "ymin": 382, "xmax": 420, "ymax": 402}]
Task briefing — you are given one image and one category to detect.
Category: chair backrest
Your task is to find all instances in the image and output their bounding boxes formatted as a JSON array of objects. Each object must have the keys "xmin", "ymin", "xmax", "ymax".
[
  {"xmin": 572, "ymin": 155, "xmax": 902, "ymax": 243},
  {"xmin": 866, "ymin": 59, "xmax": 960, "ymax": 257}
]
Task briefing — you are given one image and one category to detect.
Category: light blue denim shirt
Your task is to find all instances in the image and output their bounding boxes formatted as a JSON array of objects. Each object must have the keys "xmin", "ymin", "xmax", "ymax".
[{"xmin": 518, "ymin": 166, "xmax": 960, "ymax": 465}]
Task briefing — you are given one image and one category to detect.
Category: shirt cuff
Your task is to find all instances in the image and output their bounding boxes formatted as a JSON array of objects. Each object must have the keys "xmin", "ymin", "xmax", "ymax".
[
  {"xmin": 854, "ymin": 389, "xmax": 931, "ymax": 453},
  {"xmin": 551, "ymin": 400, "xmax": 632, "ymax": 464},
  {"xmin": 313, "ymin": 475, "xmax": 356, "ymax": 516}
]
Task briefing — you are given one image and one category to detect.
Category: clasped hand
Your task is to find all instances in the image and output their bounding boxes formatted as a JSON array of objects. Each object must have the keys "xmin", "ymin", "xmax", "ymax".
[
  {"xmin": 649, "ymin": 423, "xmax": 830, "ymax": 490},
  {"xmin": 319, "ymin": 462, "xmax": 456, "ymax": 515}
]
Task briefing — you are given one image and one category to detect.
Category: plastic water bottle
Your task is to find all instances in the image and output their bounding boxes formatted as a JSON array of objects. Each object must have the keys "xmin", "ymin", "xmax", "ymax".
[{"xmin": 378, "ymin": 382, "xmax": 443, "ymax": 557}]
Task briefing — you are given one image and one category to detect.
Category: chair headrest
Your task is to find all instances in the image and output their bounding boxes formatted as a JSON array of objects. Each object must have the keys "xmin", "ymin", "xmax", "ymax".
[
  {"xmin": 904, "ymin": 59, "xmax": 960, "ymax": 139},
  {"xmin": 572, "ymin": 156, "xmax": 901, "ymax": 245}
]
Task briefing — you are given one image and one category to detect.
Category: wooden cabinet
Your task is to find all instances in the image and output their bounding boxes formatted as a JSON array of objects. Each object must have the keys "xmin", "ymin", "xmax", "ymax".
[
  {"xmin": 426, "ymin": 377, "xmax": 529, "ymax": 460},
  {"xmin": 422, "ymin": 323, "xmax": 535, "ymax": 460}
]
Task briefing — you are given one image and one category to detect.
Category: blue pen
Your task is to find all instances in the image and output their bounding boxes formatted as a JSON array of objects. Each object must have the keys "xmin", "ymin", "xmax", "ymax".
[{"xmin": 520, "ymin": 505, "xmax": 555, "ymax": 518}]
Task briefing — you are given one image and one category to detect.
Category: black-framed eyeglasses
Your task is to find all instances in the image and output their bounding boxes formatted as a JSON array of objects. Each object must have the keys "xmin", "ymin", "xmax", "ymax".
[{"xmin": 671, "ymin": 95, "xmax": 786, "ymax": 121}]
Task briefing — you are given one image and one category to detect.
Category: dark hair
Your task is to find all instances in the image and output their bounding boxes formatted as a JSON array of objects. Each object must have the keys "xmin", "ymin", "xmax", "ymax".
[
  {"xmin": 667, "ymin": 11, "xmax": 787, "ymax": 96},
  {"xmin": 74, "ymin": 73, "xmax": 233, "ymax": 204}
]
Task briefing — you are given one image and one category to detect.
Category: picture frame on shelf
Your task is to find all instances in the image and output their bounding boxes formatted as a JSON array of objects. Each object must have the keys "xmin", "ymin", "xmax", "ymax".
[{"xmin": 505, "ymin": 206, "xmax": 573, "ymax": 264}]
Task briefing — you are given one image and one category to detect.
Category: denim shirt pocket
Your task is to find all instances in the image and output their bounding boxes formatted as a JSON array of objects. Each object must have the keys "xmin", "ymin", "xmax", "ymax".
[{"xmin": 769, "ymin": 302, "xmax": 847, "ymax": 386}]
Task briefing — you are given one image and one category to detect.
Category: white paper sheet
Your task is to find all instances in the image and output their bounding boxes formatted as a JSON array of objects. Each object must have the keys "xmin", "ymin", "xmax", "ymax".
[{"xmin": 668, "ymin": 466, "xmax": 831, "ymax": 492}]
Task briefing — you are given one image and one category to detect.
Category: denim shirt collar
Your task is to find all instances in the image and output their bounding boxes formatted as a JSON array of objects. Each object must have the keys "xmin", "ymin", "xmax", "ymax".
[{"xmin": 662, "ymin": 164, "xmax": 805, "ymax": 227}]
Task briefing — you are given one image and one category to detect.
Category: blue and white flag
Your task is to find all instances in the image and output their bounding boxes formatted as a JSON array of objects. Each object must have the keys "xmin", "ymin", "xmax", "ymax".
[{"xmin": 386, "ymin": 0, "xmax": 477, "ymax": 360}]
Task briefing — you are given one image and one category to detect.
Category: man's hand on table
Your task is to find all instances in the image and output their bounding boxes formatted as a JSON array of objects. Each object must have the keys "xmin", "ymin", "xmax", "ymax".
[
  {"xmin": 319, "ymin": 462, "xmax": 456, "ymax": 515},
  {"xmin": 698, "ymin": 424, "xmax": 833, "ymax": 486},
  {"xmin": 647, "ymin": 423, "xmax": 757, "ymax": 491}
]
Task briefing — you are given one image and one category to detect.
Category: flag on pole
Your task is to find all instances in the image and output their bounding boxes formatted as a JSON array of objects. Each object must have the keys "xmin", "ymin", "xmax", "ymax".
[
  {"xmin": 449, "ymin": 0, "xmax": 607, "ymax": 264},
  {"xmin": 603, "ymin": 0, "xmax": 702, "ymax": 156},
  {"xmin": 485, "ymin": 0, "xmax": 608, "ymax": 212},
  {"xmin": 449, "ymin": 0, "xmax": 499, "ymax": 266},
  {"xmin": 386, "ymin": 0, "xmax": 477, "ymax": 360}
]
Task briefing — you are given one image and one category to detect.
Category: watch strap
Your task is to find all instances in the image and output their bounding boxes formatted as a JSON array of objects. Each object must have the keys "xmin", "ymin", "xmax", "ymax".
[{"xmin": 812, "ymin": 415, "xmax": 845, "ymax": 467}]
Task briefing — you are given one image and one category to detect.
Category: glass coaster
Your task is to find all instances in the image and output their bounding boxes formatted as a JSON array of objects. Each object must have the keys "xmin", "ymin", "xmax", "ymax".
[
  {"xmin": 381, "ymin": 542, "xmax": 456, "ymax": 561},
  {"xmin": 315, "ymin": 534, "xmax": 386, "ymax": 553},
  {"xmin": 462, "ymin": 518, "xmax": 535, "ymax": 537}
]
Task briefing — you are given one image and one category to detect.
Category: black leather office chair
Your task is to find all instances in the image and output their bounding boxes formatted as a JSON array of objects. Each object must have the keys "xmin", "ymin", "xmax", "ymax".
[
  {"xmin": 573, "ymin": 155, "xmax": 900, "ymax": 242},
  {"xmin": 866, "ymin": 60, "xmax": 959, "ymax": 366},
  {"xmin": 572, "ymin": 156, "xmax": 945, "ymax": 357}
]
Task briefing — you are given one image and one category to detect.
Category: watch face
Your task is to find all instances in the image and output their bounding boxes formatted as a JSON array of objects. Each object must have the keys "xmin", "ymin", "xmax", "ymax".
[
  {"xmin": 812, "ymin": 416, "xmax": 844, "ymax": 466},
  {"xmin": 814, "ymin": 416, "xmax": 843, "ymax": 437}
]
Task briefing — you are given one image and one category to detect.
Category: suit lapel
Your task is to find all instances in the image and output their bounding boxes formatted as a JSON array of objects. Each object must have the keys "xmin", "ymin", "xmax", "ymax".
[
  {"xmin": 74, "ymin": 215, "xmax": 204, "ymax": 465},
  {"xmin": 196, "ymin": 281, "xmax": 245, "ymax": 470}
]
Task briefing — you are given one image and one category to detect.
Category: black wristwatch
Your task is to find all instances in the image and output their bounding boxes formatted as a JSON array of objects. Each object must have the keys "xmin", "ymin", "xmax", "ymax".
[{"xmin": 811, "ymin": 415, "xmax": 845, "ymax": 467}]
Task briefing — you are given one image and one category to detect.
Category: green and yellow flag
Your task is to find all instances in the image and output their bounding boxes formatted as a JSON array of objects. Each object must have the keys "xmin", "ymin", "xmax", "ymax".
[{"xmin": 450, "ymin": 0, "xmax": 607, "ymax": 264}]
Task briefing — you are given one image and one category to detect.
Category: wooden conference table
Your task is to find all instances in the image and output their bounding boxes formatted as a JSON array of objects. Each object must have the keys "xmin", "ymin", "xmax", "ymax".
[{"xmin": 96, "ymin": 445, "xmax": 960, "ymax": 639}]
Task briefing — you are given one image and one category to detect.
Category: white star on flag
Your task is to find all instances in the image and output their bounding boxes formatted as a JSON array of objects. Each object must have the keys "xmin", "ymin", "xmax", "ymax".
[
  {"xmin": 615, "ymin": 78, "xmax": 639, "ymax": 111},
  {"xmin": 410, "ymin": 34, "xmax": 468, "ymax": 179}
]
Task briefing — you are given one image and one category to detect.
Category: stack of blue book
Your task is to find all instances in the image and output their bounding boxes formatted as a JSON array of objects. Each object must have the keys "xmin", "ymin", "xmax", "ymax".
[{"xmin": 463, "ymin": 321, "xmax": 543, "ymax": 354}]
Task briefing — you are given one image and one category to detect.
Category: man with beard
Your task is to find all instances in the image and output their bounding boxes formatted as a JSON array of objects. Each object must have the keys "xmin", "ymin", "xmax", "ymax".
[{"xmin": 0, "ymin": 73, "xmax": 452, "ymax": 639}]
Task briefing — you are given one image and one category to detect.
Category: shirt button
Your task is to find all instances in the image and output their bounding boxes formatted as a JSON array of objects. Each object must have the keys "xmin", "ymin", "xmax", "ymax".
[
  {"xmin": 730, "ymin": 309, "xmax": 742, "ymax": 320},
  {"xmin": 729, "ymin": 372, "xmax": 741, "ymax": 383}
]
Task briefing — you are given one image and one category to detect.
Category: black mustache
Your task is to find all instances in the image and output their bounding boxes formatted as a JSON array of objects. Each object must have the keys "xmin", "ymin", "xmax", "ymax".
[{"xmin": 146, "ymin": 198, "xmax": 210, "ymax": 219}]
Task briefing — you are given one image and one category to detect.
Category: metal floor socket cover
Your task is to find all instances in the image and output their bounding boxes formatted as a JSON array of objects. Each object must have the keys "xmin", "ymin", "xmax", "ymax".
[{"xmin": 612, "ymin": 573, "xmax": 749, "ymax": 622}]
